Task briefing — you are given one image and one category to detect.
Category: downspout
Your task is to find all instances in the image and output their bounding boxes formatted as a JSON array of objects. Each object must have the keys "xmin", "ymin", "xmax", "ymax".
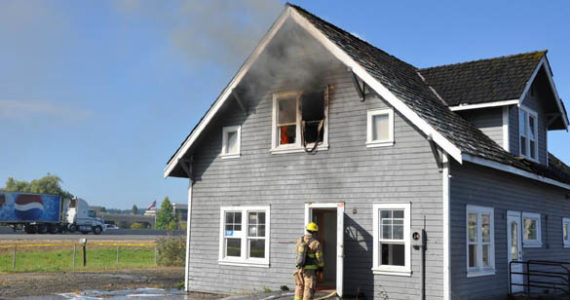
[{"xmin": 442, "ymin": 154, "xmax": 451, "ymax": 300}]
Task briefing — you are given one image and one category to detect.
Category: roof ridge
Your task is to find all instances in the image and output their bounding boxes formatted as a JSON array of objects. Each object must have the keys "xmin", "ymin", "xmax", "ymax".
[
  {"xmin": 420, "ymin": 50, "xmax": 547, "ymax": 71},
  {"xmin": 286, "ymin": 3, "xmax": 420, "ymax": 71}
]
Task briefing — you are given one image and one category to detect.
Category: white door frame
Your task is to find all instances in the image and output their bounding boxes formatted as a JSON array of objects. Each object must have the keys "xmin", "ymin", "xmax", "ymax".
[
  {"xmin": 507, "ymin": 210, "xmax": 524, "ymax": 294},
  {"xmin": 304, "ymin": 202, "xmax": 344, "ymax": 297}
]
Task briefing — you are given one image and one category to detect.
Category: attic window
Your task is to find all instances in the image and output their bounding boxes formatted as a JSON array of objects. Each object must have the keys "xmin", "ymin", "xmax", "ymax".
[
  {"xmin": 271, "ymin": 89, "xmax": 328, "ymax": 153},
  {"xmin": 221, "ymin": 125, "xmax": 241, "ymax": 159},
  {"xmin": 519, "ymin": 107, "xmax": 538, "ymax": 161}
]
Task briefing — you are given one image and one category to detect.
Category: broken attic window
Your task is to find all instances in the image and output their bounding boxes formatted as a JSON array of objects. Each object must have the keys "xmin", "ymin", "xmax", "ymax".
[
  {"xmin": 277, "ymin": 96, "xmax": 297, "ymax": 145},
  {"xmin": 301, "ymin": 90, "xmax": 325, "ymax": 144}
]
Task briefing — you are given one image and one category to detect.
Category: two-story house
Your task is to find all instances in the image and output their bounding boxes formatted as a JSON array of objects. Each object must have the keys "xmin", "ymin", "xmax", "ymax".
[{"xmin": 164, "ymin": 4, "xmax": 570, "ymax": 300}]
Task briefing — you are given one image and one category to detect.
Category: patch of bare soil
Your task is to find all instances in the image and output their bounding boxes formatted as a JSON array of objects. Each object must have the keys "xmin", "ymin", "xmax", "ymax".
[{"xmin": 0, "ymin": 267, "xmax": 220, "ymax": 298}]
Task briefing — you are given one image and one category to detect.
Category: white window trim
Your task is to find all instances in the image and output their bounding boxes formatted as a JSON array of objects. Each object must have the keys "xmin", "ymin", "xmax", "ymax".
[
  {"xmin": 366, "ymin": 108, "xmax": 394, "ymax": 148},
  {"xmin": 220, "ymin": 125, "xmax": 241, "ymax": 159},
  {"xmin": 522, "ymin": 212, "xmax": 542, "ymax": 248},
  {"xmin": 518, "ymin": 106, "xmax": 539, "ymax": 162},
  {"xmin": 372, "ymin": 203, "xmax": 411, "ymax": 276},
  {"xmin": 218, "ymin": 206, "xmax": 270, "ymax": 267},
  {"xmin": 270, "ymin": 90, "xmax": 329, "ymax": 154},
  {"xmin": 465, "ymin": 205, "xmax": 495, "ymax": 278},
  {"xmin": 563, "ymin": 218, "xmax": 570, "ymax": 248}
]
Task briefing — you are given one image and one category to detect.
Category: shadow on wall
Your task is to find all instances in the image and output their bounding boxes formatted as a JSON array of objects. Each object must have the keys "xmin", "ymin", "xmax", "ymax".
[{"xmin": 344, "ymin": 214, "xmax": 380, "ymax": 299}]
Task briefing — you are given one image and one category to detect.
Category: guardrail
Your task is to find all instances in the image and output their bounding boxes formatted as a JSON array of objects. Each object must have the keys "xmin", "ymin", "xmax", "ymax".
[{"xmin": 509, "ymin": 260, "xmax": 570, "ymax": 299}]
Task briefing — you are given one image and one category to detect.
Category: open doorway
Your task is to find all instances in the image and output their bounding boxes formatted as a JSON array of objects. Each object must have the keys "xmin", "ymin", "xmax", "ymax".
[{"xmin": 304, "ymin": 203, "xmax": 344, "ymax": 297}]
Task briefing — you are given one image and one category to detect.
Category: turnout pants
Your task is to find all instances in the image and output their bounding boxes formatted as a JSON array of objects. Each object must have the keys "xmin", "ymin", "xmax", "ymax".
[{"xmin": 294, "ymin": 269, "xmax": 317, "ymax": 300}]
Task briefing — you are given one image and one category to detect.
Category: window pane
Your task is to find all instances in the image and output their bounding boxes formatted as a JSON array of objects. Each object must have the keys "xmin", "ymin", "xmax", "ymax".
[
  {"xmin": 248, "ymin": 225, "xmax": 258, "ymax": 237},
  {"xmin": 524, "ymin": 218, "xmax": 537, "ymax": 240},
  {"xmin": 468, "ymin": 213, "xmax": 478, "ymax": 242},
  {"xmin": 381, "ymin": 210, "xmax": 391, "ymax": 218},
  {"xmin": 279, "ymin": 125, "xmax": 296, "ymax": 145},
  {"xmin": 529, "ymin": 116, "xmax": 536, "ymax": 139},
  {"xmin": 519, "ymin": 110, "xmax": 527, "ymax": 135},
  {"xmin": 249, "ymin": 239, "xmax": 265, "ymax": 258},
  {"xmin": 468, "ymin": 244, "xmax": 477, "ymax": 267},
  {"xmin": 481, "ymin": 214, "xmax": 490, "ymax": 243},
  {"xmin": 530, "ymin": 141, "xmax": 536, "ymax": 159},
  {"xmin": 278, "ymin": 98, "xmax": 296, "ymax": 124},
  {"xmin": 520, "ymin": 137, "xmax": 527, "ymax": 155},
  {"xmin": 226, "ymin": 238, "xmax": 241, "ymax": 257},
  {"xmin": 511, "ymin": 222, "xmax": 519, "ymax": 260},
  {"xmin": 381, "ymin": 243, "xmax": 405, "ymax": 266},
  {"xmin": 225, "ymin": 212, "xmax": 234, "ymax": 224},
  {"xmin": 372, "ymin": 114, "xmax": 389, "ymax": 141},
  {"xmin": 393, "ymin": 225, "xmax": 404, "ymax": 240},
  {"xmin": 393, "ymin": 210, "xmax": 404, "ymax": 218},
  {"xmin": 227, "ymin": 131, "xmax": 238, "ymax": 154},
  {"xmin": 235, "ymin": 212, "xmax": 242, "ymax": 224},
  {"xmin": 259, "ymin": 213, "xmax": 265, "ymax": 224},
  {"xmin": 382, "ymin": 225, "xmax": 392, "ymax": 239},
  {"xmin": 564, "ymin": 223, "xmax": 569, "ymax": 241},
  {"xmin": 249, "ymin": 212, "xmax": 258, "ymax": 225},
  {"xmin": 482, "ymin": 245, "xmax": 489, "ymax": 267}
]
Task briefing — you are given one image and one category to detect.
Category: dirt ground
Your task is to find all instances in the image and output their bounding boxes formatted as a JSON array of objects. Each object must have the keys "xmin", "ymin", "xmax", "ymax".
[{"xmin": 0, "ymin": 267, "xmax": 221, "ymax": 298}]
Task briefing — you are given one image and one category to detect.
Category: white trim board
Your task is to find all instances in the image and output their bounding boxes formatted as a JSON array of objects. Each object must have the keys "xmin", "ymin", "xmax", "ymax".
[
  {"xmin": 164, "ymin": 6, "xmax": 464, "ymax": 178},
  {"xmin": 463, "ymin": 154, "xmax": 570, "ymax": 190},
  {"xmin": 442, "ymin": 154, "xmax": 451, "ymax": 300},
  {"xmin": 449, "ymin": 99, "xmax": 519, "ymax": 111}
]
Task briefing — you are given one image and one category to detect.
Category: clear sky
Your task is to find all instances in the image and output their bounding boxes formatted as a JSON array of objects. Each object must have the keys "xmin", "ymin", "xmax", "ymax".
[{"xmin": 1, "ymin": 1, "xmax": 569, "ymax": 209}]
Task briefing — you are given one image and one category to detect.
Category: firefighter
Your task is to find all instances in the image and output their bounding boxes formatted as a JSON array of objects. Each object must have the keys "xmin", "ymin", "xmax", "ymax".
[{"xmin": 294, "ymin": 222, "xmax": 324, "ymax": 300}]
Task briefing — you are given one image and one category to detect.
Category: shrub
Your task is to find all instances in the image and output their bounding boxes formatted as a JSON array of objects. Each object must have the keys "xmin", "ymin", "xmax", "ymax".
[
  {"xmin": 130, "ymin": 222, "xmax": 146, "ymax": 229},
  {"xmin": 157, "ymin": 236, "xmax": 186, "ymax": 266}
]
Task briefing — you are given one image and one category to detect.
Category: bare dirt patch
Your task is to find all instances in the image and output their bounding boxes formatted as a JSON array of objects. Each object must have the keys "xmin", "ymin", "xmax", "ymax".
[{"xmin": 0, "ymin": 267, "xmax": 219, "ymax": 298}]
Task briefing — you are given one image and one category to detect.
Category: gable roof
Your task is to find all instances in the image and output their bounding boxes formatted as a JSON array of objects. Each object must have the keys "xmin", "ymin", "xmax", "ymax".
[
  {"xmin": 420, "ymin": 51, "xmax": 546, "ymax": 106},
  {"xmin": 164, "ymin": 4, "xmax": 570, "ymax": 189}
]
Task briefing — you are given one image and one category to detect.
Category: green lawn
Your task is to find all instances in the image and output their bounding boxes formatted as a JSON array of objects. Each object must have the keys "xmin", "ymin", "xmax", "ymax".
[{"xmin": 0, "ymin": 247, "xmax": 156, "ymax": 273}]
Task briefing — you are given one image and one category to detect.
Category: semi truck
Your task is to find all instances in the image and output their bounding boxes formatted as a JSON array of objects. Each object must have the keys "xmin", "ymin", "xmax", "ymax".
[{"xmin": 0, "ymin": 191, "xmax": 106, "ymax": 234}]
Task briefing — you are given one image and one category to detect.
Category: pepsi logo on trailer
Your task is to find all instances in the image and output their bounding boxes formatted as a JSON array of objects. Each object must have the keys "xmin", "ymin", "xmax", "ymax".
[{"xmin": 15, "ymin": 194, "xmax": 44, "ymax": 220}]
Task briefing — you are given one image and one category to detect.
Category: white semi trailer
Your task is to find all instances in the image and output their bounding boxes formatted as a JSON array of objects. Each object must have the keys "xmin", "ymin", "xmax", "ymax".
[{"xmin": 0, "ymin": 191, "xmax": 106, "ymax": 234}]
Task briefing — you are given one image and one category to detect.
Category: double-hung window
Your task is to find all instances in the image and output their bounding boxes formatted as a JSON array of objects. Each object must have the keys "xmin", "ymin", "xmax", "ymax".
[
  {"xmin": 522, "ymin": 212, "xmax": 542, "ymax": 248},
  {"xmin": 219, "ymin": 206, "xmax": 270, "ymax": 267},
  {"xmin": 366, "ymin": 109, "xmax": 394, "ymax": 147},
  {"xmin": 372, "ymin": 203, "xmax": 411, "ymax": 276},
  {"xmin": 519, "ymin": 107, "xmax": 538, "ymax": 160},
  {"xmin": 221, "ymin": 126, "xmax": 241, "ymax": 158},
  {"xmin": 466, "ymin": 205, "xmax": 495, "ymax": 277},
  {"xmin": 563, "ymin": 218, "xmax": 570, "ymax": 248}
]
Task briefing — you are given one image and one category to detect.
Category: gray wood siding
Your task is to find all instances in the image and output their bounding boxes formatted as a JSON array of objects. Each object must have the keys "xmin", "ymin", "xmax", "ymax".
[
  {"xmin": 457, "ymin": 108, "xmax": 504, "ymax": 148},
  {"xmin": 186, "ymin": 68, "xmax": 445, "ymax": 299},
  {"xmin": 449, "ymin": 162, "xmax": 570, "ymax": 300}
]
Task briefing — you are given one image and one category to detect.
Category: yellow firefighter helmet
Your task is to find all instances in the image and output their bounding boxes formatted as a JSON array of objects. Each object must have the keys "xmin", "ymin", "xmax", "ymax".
[{"xmin": 306, "ymin": 222, "xmax": 319, "ymax": 232}]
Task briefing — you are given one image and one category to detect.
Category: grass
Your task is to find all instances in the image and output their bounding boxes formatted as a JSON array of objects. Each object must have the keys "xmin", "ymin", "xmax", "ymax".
[{"xmin": 0, "ymin": 246, "xmax": 156, "ymax": 273}]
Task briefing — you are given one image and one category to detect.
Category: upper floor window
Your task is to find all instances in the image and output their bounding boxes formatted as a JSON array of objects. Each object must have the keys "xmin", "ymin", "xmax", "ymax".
[
  {"xmin": 519, "ymin": 107, "xmax": 538, "ymax": 161},
  {"xmin": 563, "ymin": 218, "xmax": 570, "ymax": 248},
  {"xmin": 367, "ymin": 109, "xmax": 394, "ymax": 147},
  {"xmin": 271, "ymin": 88, "xmax": 328, "ymax": 153},
  {"xmin": 221, "ymin": 125, "xmax": 241, "ymax": 159}
]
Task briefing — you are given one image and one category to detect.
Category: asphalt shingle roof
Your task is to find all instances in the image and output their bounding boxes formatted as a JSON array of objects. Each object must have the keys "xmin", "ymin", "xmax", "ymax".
[
  {"xmin": 420, "ymin": 51, "xmax": 546, "ymax": 106},
  {"xmin": 289, "ymin": 4, "xmax": 570, "ymax": 185}
]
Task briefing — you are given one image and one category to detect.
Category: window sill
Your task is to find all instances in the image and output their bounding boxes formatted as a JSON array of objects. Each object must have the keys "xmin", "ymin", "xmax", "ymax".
[
  {"xmin": 218, "ymin": 260, "xmax": 270, "ymax": 268},
  {"xmin": 523, "ymin": 241, "xmax": 542, "ymax": 248},
  {"xmin": 372, "ymin": 268, "xmax": 411, "ymax": 277},
  {"xmin": 564, "ymin": 243, "xmax": 570, "ymax": 249},
  {"xmin": 219, "ymin": 153, "xmax": 240, "ymax": 159},
  {"xmin": 366, "ymin": 141, "xmax": 394, "ymax": 148},
  {"xmin": 466, "ymin": 269, "xmax": 495, "ymax": 278},
  {"xmin": 270, "ymin": 144, "xmax": 329, "ymax": 154}
]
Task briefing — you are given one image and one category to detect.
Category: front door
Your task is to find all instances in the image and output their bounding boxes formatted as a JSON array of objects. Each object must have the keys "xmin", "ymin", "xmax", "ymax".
[
  {"xmin": 507, "ymin": 211, "xmax": 523, "ymax": 294},
  {"xmin": 305, "ymin": 203, "xmax": 344, "ymax": 297}
]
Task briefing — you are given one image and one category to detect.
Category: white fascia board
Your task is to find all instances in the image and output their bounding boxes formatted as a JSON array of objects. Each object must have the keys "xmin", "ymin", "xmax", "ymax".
[
  {"xmin": 449, "ymin": 99, "xmax": 520, "ymax": 111},
  {"xmin": 163, "ymin": 8, "xmax": 293, "ymax": 178},
  {"xmin": 520, "ymin": 58, "xmax": 569, "ymax": 128},
  {"xmin": 289, "ymin": 10, "xmax": 463, "ymax": 163},
  {"xmin": 463, "ymin": 154, "xmax": 570, "ymax": 190}
]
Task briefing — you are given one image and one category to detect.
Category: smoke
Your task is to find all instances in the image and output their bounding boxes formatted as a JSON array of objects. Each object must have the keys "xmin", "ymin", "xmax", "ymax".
[{"xmin": 114, "ymin": 0, "xmax": 283, "ymax": 70}]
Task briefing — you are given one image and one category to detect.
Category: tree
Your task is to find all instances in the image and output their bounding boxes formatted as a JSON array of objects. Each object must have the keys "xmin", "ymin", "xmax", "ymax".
[
  {"xmin": 3, "ymin": 174, "xmax": 73, "ymax": 199},
  {"xmin": 131, "ymin": 205, "xmax": 138, "ymax": 215},
  {"xmin": 156, "ymin": 197, "xmax": 176, "ymax": 230}
]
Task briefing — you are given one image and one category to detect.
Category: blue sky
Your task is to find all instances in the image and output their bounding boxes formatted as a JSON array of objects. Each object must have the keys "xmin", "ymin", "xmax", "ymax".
[{"xmin": 1, "ymin": 1, "xmax": 569, "ymax": 209}]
